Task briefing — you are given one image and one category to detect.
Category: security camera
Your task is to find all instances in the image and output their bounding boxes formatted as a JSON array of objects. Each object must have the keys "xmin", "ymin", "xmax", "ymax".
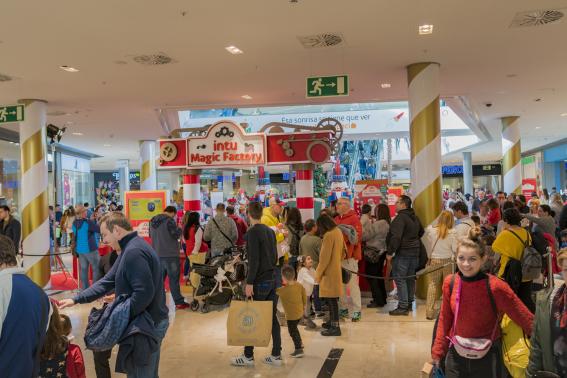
[{"xmin": 484, "ymin": 102, "xmax": 493, "ymax": 108}]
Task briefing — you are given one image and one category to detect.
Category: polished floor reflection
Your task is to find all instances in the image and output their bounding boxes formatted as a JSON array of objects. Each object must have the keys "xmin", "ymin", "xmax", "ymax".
[{"xmin": 54, "ymin": 287, "xmax": 434, "ymax": 378}]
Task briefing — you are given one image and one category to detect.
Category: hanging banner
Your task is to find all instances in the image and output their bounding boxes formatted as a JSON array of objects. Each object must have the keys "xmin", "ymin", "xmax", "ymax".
[
  {"xmin": 387, "ymin": 186, "xmax": 404, "ymax": 217},
  {"xmin": 124, "ymin": 190, "xmax": 167, "ymax": 242},
  {"xmin": 521, "ymin": 179, "xmax": 537, "ymax": 201}
]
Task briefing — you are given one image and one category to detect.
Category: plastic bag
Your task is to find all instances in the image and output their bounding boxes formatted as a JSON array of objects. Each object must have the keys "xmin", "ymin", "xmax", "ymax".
[
  {"xmin": 431, "ymin": 366, "xmax": 445, "ymax": 378},
  {"xmin": 501, "ymin": 314, "xmax": 531, "ymax": 378}
]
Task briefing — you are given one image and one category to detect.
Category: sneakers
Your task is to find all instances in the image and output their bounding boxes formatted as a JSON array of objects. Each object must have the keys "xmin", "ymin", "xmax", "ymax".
[
  {"xmin": 231, "ymin": 355, "xmax": 255, "ymax": 366},
  {"xmin": 321, "ymin": 321, "xmax": 331, "ymax": 330},
  {"xmin": 304, "ymin": 317, "xmax": 317, "ymax": 329},
  {"xmin": 339, "ymin": 309, "xmax": 349, "ymax": 319},
  {"xmin": 175, "ymin": 302, "xmax": 190, "ymax": 310},
  {"xmin": 351, "ymin": 312, "xmax": 361, "ymax": 322},
  {"xmin": 321, "ymin": 327, "xmax": 342, "ymax": 337},
  {"xmin": 389, "ymin": 307, "xmax": 410, "ymax": 316},
  {"xmin": 263, "ymin": 355, "xmax": 283, "ymax": 366},
  {"xmin": 290, "ymin": 349, "xmax": 304, "ymax": 358}
]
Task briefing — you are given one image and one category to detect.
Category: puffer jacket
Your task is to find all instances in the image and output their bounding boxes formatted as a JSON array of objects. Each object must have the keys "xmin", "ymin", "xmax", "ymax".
[
  {"xmin": 334, "ymin": 209, "xmax": 363, "ymax": 260},
  {"xmin": 260, "ymin": 208, "xmax": 285, "ymax": 244},
  {"xmin": 203, "ymin": 214, "xmax": 238, "ymax": 254},
  {"xmin": 526, "ymin": 286, "xmax": 562, "ymax": 377},
  {"xmin": 386, "ymin": 208, "xmax": 424, "ymax": 257}
]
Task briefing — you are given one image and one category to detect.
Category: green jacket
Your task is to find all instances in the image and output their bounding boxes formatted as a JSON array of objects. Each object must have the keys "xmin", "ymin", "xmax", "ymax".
[{"xmin": 526, "ymin": 286, "xmax": 561, "ymax": 377}]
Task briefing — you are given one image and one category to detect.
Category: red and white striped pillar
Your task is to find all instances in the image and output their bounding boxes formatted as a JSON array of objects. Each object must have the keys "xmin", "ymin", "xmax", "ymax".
[
  {"xmin": 295, "ymin": 164, "xmax": 314, "ymax": 221},
  {"xmin": 183, "ymin": 170, "xmax": 201, "ymax": 212}
]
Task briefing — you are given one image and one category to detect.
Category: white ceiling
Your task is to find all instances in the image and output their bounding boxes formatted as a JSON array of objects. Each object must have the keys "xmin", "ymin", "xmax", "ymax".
[{"xmin": 1, "ymin": 0, "xmax": 567, "ymax": 170}]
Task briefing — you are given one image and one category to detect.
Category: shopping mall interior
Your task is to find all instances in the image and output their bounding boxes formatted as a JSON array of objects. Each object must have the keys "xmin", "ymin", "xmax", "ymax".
[{"xmin": 1, "ymin": 1, "xmax": 567, "ymax": 377}]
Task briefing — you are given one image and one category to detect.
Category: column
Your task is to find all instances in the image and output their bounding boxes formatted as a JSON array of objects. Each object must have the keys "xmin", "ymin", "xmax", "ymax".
[
  {"xmin": 183, "ymin": 170, "xmax": 201, "ymax": 212},
  {"xmin": 139, "ymin": 140, "xmax": 157, "ymax": 191},
  {"xmin": 501, "ymin": 116, "xmax": 522, "ymax": 194},
  {"xmin": 19, "ymin": 99, "xmax": 50, "ymax": 286},
  {"xmin": 294, "ymin": 164, "xmax": 314, "ymax": 220},
  {"xmin": 463, "ymin": 151, "xmax": 473, "ymax": 195},
  {"xmin": 117, "ymin": 160, "xmax": 130, "ymax": 204},
  {"xmin": 407, "ymin": 62, "xmax": 442, "ymax": 227}
]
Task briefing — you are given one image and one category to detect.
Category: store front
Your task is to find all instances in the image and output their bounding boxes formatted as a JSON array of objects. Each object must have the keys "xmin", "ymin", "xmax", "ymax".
[
  {"xmin": 93, "ymin": 171, "xmax": 141, "ymax": 206},
  {"xmin": 441, "ymin": 163, "xmax": 502, "ymax": 193},
  {"xmin": 542, "ymin": 143, "xmax": 567, "ymax": 191},
  {"xmin": 0, "ymin": 139, "xmax": 21, "ymax": 215}
]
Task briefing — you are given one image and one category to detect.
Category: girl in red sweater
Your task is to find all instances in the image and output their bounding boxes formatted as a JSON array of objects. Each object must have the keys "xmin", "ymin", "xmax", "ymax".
[{"xmin": 431, "ymin": 227, "xmax": 534, "ymax": 378}]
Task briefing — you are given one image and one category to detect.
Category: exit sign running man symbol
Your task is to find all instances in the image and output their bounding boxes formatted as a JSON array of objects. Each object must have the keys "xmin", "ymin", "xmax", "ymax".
[{"xmin": 306, "ymin": 75, "xmax": 349, "ymax": 98}]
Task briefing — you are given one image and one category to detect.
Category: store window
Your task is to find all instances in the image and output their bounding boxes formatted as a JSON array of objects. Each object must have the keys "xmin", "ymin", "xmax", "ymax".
[
  {"xmin": 61, "ymin": 154, "xmax": 91, "ymax": 207},
  {"xmin": 0, "ymin": 140, "xmax": 21, "ymax": 215}
]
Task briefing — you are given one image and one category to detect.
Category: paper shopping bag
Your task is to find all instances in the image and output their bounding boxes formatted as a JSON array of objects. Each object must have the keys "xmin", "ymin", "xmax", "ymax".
[{"xmin": 227, "ymin": 299, "xmax": 273, "ymax": 347}]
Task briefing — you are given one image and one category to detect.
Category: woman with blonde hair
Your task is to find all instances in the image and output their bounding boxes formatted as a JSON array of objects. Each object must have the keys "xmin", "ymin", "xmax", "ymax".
[{"xmin": 424, "ymin": 210, "xmax": 458, "ymax": 319}]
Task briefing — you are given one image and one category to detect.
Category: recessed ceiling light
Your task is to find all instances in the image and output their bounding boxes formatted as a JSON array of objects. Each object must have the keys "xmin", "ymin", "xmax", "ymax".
[
  {"xmin": 380, "ymin": 83, "xmax": 391, "ymax": 88},
  {"xmin": 561, "ymin": 113, "xmax": 567, "ymax": 117},
  {"xmin": 103, "ymin": 144, "xmax": 112, "ymax": 147},
  {"xmin": 225, "ymin": 45, "xmax": 244, "ymax": 55},
  {"xmin": 241, "ymin": 95, "xmax": 253, "ymax": 100},
  {"xmin": 535, "ymin": 126, "xmax": 541, "ymax": 129},
  {"xmin": 418, "ymin": 24, "xmax": 434, "ymax": 35},
  {"xmin": 59, "ymin": 65, "xmax": 80, "ymax": 73},
  {"xmin": 72, "ymin": 132, "xmax": 83, "ymax": 136}
]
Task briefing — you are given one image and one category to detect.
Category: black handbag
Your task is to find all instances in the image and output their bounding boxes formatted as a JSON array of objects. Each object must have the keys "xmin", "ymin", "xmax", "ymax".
[
  {"xmin": 417, "ymin": 240, "xmax": 429, "ymax": 272},
  {"xmin": 341, "ymin": 267, "xmax": 352, "ymax": 284},
  {"xmin": 363, "ymin": 245, "xmax": 385, "ymax": 264}
]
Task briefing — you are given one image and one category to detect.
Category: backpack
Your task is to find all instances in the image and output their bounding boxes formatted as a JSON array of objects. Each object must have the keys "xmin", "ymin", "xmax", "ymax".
[
  {"xmin": 337, "ymin": 224, "xmax": 358, "ymax": 245},
  {"xmin": 507, "ymin": 229, "xmax": 542, "ymax": 281}
]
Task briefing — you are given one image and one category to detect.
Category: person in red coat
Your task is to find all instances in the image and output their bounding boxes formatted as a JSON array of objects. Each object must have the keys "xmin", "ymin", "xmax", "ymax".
[
  {"xmin": 60, "ymin": 314, "xmax": 86, "ymax": 378},
  {"xmin": 431, "ymin": 227, "xmax": 534, "ymax": 378},
  {"xmin": 334, "ymin": 197, "xmax": 363, "ymax": 322},
  {"xmin": 227, "ymin": 206, "xmax": 248, "ymax": 247}
]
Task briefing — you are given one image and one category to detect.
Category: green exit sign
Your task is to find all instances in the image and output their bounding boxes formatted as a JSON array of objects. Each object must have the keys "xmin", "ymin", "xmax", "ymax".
[
  {"xmin": 0, "ymin": 105, "xmax": 24, "ymax": 124},
  {"xmin": 306, "ymin": 75, "xmax": 349, "ymax": 98}
]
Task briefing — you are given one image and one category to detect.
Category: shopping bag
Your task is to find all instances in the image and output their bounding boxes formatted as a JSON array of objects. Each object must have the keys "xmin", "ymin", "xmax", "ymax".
[
  {"xmin": 189, "ymin": 252, "xmax": 207, "ymax": 289},
  {"xmin": 227, "ymin": 299, "xmax": 273, "ymax": 347},
  {"xmin": 501, "ymin": 314, "xmax": 531, "ymax": 378}
]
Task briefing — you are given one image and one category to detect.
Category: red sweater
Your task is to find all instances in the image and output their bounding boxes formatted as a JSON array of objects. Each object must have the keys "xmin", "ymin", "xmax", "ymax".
[
  {"xmin": 431, "ymin": 273, "xmax": 533, "ymax": 361},
  {"xmin": 66, "ymin": 343, "xmax": 86, "ymax": 378},
  {"xmin": 486, "ymin": 208, "xmax": 501, "ymax": 226},
  {"xmin": 229, "ymin": 214, "xmax": 248, "ymax": 247}
]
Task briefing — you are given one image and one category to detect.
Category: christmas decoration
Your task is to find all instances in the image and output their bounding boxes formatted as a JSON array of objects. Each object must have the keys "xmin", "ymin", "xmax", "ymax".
[{"xmin": 313, "ymin": 165, "xmax": 327, "ymax": 199}]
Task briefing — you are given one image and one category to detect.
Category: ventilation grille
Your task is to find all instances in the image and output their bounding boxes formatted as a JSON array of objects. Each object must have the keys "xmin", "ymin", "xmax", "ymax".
[
  {"xmin": 132, "ymin": 53, "xmax": 174, "ymax": 65},
  {"xmin": 297, "ymin": 33, "xmax": 345, "ymax": 49},
  {"xmin": 0, "ymin": 74, "xmax": 12, "ymax": 82},
  {"xmin": 510, "ymin": 9, "xmax": 564, "ymax": 27}
]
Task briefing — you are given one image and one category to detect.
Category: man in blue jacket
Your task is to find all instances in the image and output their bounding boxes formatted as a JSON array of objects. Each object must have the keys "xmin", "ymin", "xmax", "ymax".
[
  {"xmin": 0, "ymin": 235, "xmax": 50, "ymax": 378},
  {"xmin": 60, "ymin": 211, "xmax": 169, "ymax": 378},
  {"xmin": 72, "ymin": 206, "xmax": 101, "ymax": 290}
]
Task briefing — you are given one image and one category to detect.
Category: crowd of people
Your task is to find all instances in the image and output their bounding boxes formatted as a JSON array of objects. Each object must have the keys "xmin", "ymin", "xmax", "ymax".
[{"xmin": 0, "ymin": 184, "xmax": 566, "ymax": 377}]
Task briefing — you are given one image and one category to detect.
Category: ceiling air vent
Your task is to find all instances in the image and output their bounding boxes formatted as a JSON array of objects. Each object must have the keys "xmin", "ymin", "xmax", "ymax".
[
  {"xmin": 132, "ymin": 53, "xmax": 174, "ymax": 65},
  {"xmin": 510, "ymin": 9, "xmax": 564, "ymax": 28},
  {"xmin": 0, "ymin": 73, "xmax": 12, "ymax": 82},
  {"xmin": 297, "ymin": 33, "xmax": 345, "ymax": 49}
]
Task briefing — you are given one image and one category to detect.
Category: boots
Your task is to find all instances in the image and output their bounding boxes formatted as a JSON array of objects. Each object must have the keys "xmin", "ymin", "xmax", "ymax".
[{"xmin": 321, "ymin": 322, "xmax": 341, "ymax": 336}]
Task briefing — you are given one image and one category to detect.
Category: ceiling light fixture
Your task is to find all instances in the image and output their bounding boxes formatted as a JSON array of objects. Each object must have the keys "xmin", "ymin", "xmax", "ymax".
[
  {"xmin": 72, "ymin": 132, "xmax": 83, "ymax": 136},
  {"xmin": 59, "ymin": 65, "xmax": 80, "ymax": 73},
  {"xmin": 535, "ymin": 126, "xmax": 541, "ymax": 129},
  {"xmin": 380, "ymin": 83, "xmax": 391, "ymax": 88},
  {"xmin": 418, "ymin": 24, "xmax": 434, "ymax": 35},
  {"xmin": 103, "ymin": 144, "xmax": 112, "ymax": 147},
  {"xmin": 225, "ymin": 45, "xmax": 244, "ymax": 55},
  {"xmin": 241, "ymin": 95, "xmax": 253, "ymax": 100},
  {"xmin": 561, "ymin": 113, "xmax": 567, "ymax": 117}
]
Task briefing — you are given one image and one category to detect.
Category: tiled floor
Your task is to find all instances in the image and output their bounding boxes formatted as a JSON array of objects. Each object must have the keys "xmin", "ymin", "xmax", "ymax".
[{"xmin": 54, "ymin": 286, "xmax": 435, "ymax": 378}]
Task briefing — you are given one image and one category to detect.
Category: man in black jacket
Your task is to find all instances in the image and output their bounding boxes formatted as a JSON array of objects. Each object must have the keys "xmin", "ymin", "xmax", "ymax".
[
  {"xmin": 0, "ymin": 205, "xmax": 21, "ymax": 254},
  {"xmin": 231, "ymin": 202, "xmax": 282, "ymax": 367},
  {"xmin": 386, "ymin": 195, "xmax": 424, "ymax": 316}
]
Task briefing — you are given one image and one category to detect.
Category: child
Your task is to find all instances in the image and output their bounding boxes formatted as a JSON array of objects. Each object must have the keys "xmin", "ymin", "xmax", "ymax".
[
  {"xmin": 560, "ymin": 229, "xmax": 567, "ymax": 249},
  {"xmin": 39, "ymin": 303, "xmax": 69, "ymax": 377},
  {"xmin": 276, "ymin": 265, "xmax": 307, "ymax": 358},
  {"xmin": 297, "ymin": 256, "xmax": 317, "ymax": 329},
  {"xmin": 60, "ymin": 314, "xmax": 86, "ymax": 378},
  {"xmin": 299, "ymin": 219, "xmax": 323, "ymax": 315},
  {"xmin": 431, "ymin": 227, "xmax": 534, "ymax": 377}
]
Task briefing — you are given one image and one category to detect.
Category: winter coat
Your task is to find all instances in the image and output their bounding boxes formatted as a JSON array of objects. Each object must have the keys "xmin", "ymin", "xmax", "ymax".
[
  {"xmin": 334, "ymin": 209, "xmax": 363, "ymax": 260},
  {"xmin": 524, "ymin": 213, "xmax": 557, "ymax": 238},
  {"xmin": 526, "ymin": 286, "xmax": 561, "ymax": 377},
  {"xmin": 260, "ymin": 208, "xmax": 285, "ymax": 244},
  {"xmin": 149, "ymin": 214, "xmax": 182, "ymax": 258},
  {"xmin": 203, "ymin": 214, "xmax": 238, "ymax": 254},
  {"xmin": 386, "ymin": 208, "xmax": 424, "ymax": 257},
  {"xmin": 315, "ymin": 227, "xmax": 344, "ymax": 298},
  {"xmin": 362, "ymin": 219, "xmax": 389, "ymax": 251},
  {"xmin": 0, "ymin": 216, "xmax": 21, "ymax": 252},
  {"xmin": 299, "ymin": 234, "xmax": 322, "ymax": 269}
]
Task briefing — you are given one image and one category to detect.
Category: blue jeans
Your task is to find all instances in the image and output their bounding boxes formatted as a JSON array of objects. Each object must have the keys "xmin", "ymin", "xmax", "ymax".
[
  {"xmin": 79, "ymin": 250, "xmax": 101, "ymax": 290},
  {"xmin": 312, "ymin": 284, "xmax": 322, "ymax": 312},
  {"xmin": 127, "ymin": 318, "xmax": 169, "ymax": 378},
  {"xmin": 244, "ymin": 280, "xmax": 281, "ymax": 358},
  {"xmin": 160, "ymin": 257, "xmax": 185, "ymax": 305},
  {"xmin": 391, "ymin": 255, "xmax": 419, "ymax": 310}
]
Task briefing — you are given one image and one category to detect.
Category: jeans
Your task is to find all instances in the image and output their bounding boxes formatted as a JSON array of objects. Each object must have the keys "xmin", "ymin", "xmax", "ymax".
[
  {"xmin": 286, "ymin": 319, "xmax": 303, "ymax": 350},
  {"xmin": 93, "ymin": 349, "xmax": 112, "ymax": 378},
  {"xmin": 244, "ymin": 280, "xmax": 281, "ymax": 358},
  {"xmin": 160, "ymin": 257, "xmax": 185, "ymax": 305},
  {"xmin": 339, "ymin": 258, "xmax": 362, "ymax": 313},
  {"xmin": 79, "ymin": 250, "xmax": 101, "ymax": 290},
  {"xmin": 127, "ymin": 318, "xmax": 169, "ymax": 378},
  {"xmin": 391, "ymin": 255, "xmax": 419, "ymax": 310},
  {"xmin": 312, "ymin": 285, "xmax": 321, "ymax": 312},
  {"xmin": 365, "ymin": 254, "xmax": 387, "ymax": 306}
]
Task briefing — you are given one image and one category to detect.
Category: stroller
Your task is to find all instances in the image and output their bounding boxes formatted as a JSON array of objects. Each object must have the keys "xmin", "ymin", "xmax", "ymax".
[{"xmin": 189, "ymin": 249, "xmax": 247, "ymax": 313}]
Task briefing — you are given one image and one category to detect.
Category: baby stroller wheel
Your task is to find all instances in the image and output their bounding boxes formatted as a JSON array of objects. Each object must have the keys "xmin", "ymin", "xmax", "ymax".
[
  {"xmin": 200, "ymin": 303, "xmax": 209, "ymax": 313},
  {"xmin": 190, "ymin": 300, "xmax": 199, "ymax": 312}
]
